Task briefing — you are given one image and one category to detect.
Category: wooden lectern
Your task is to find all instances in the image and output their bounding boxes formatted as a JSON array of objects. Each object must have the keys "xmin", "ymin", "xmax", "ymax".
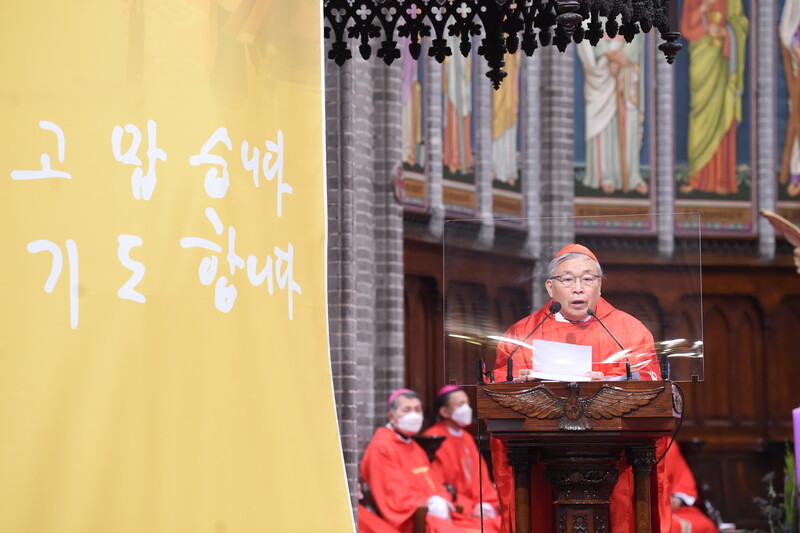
[{"xmin": 478, "ymin": 381, "xmax": 680, "ymax": 533}]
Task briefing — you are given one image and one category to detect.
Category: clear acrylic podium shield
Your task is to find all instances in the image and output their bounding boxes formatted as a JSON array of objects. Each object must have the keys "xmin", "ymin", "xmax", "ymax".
[
  {"xmin": 438, "ymin": 213, "xmax": 702, "ymax": 532},
  {"xmin": 442, "ymin": 213, "xmax": 704, "ymax": 387}
]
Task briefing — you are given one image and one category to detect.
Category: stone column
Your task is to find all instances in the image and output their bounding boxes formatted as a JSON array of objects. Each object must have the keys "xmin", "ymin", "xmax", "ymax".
[
  {"xmin": 426, "ymin": 48, "xmax": 445, "ymax": 239},
  {"xmin": 521, "ymin": 53, "xmax": 543, "ymax": 261},
  {"xmin": 474, "ymin": 47, "xmax": 496, "ymax": 249},
  {"xmin": 371, "ymin": 57, "xmax": 406, "ymax": 425},
  {"xmin": 655, "ymin": 40, "xmax": 676, "ymax": 259},
  {"xmin": 325, "ymin": 53, "xmax": 361, "ymax": 511},
  {"xmin": 756, "ymin": 1, "xmax": 777, "ymax": 260},
  {"xmin": 536, "ymin": 46, "xmax": 575, "ymax": 307}
]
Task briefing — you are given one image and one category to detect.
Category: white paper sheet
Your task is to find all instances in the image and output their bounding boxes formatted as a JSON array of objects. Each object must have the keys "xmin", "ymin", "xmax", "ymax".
[{"xmin": 529, "ymin": 338, "xmax": 592, "ymax": 381}]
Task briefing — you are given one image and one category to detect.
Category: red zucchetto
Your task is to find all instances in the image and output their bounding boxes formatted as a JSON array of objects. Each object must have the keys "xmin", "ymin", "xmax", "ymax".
[{"xmin": 553, "ymin": 243, "xmax": 599, "ymax": 264}]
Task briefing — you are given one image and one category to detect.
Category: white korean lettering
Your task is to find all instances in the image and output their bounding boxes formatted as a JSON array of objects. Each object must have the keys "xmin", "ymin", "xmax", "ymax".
[
  {"xmin": 111, "ymin": 119, "xmax": 167, "ymax": 200},
  {"xmin": 246, "ymin": 255, "xmax": 274, "ymax": 294},
  {"xmin": 181, "ymin": 207, "xmax": 300, "ymax": 318},
  {"xmin": 189, "ymin": 127, "xmax": 232, "ymax": 199},
  {"xmin": 181, "ymin": 207, "xmax": 238, "ymax": 312},
  {"xmin": 226, "ymin": 226, "xmax": 245, "ymax": 275},
  {"xmin": 117, "ymin": 235, "xmax": 146, "ymax": 303},
  {"xmin": 241, "ymin": 140, "xmax": 260, "ymax": 187},
  {"xmin": 27, "ymin": 238, "xmax": 79, "ymax": 329},
  {"xmin": 214, "ymin": 277, "xmax": 237, "ymax": 313},
  {"xmin": 263, "ymin": 130, "xmax": 292, "ymax": 217},
  {"xmin": 10, "ymin": 121, "xmax": 72, "ymax": 180},
  {"xmin": 274, "ymin": 243, "xmax": 302, "ymax": 320}
]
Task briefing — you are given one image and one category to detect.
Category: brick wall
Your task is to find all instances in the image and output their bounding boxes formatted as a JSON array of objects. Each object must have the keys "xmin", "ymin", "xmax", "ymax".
[{"xmin": 325, "ymin": 41, "xmax": 406, "ymax": 517}]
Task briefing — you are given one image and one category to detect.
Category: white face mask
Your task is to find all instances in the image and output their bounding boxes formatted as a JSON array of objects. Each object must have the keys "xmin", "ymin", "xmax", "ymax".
[
  {"xmin": 395, "ymin": 412, "xmax": 424, "ymax": 435},
  {"xmin": 451, "ymin": 404, "xmax": 473, "ymax": 427}
]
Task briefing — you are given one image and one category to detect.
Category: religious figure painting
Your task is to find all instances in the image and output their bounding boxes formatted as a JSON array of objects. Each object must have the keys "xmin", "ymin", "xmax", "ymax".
[
  {"xmin": 401, "ymin": 37, "xmax": 425, "ymax": 175},
  {"xmin": 491, "ymin": 51, "xmax": 521, "ymax": 188},
  {"xmin": 779, "ymin": 0, "xmax": 800, "ymax": 197},
  {"xmin": 442, "ymin": 31, "xmax": 474, "ymax": 182},
  {"xmin": 491, "ymin": 51, "xmax": 524, "ymax": 222},
  {"xmin": 400, "ymin": 36, "xmax": 427, "ymax": 209},
  {"xmin": 441, "ymin": 29, "xmax": 477, "ymax": 215},
  {"xmin": 678, "ymin": 0, "xmax": 749, "ymax": 198},
  {"xmin": 575, "ymin": 32, "xmax": 648, "ymax": 197}
]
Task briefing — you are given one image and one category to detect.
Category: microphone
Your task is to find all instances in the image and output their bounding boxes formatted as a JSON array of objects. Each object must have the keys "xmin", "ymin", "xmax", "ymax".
[
  {"xmin": 476, "ymin": 358, "xmax": 494, "ymax": 384},
  {"xmin": 505, "ymin": 301, "xmax": 562, "ymax": 382},
  {"xmin": 476, "ymin": 358, "xmax": 485, "ymax": 385},
  {"xmin": 586, "ymin": 308, "xmax": 632, "ymax": 380}
]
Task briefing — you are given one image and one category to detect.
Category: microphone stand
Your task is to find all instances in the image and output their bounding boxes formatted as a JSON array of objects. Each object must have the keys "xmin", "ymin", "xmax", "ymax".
[
  {"xmin": 476, "ymin": 358, "xmax": 494, "ymax": 384},
  {"xmin": 587, "ymin": 308, "xmax": 632, "ymax": 380},
  {"xmin": 502, "ymin": 302, "xmax": 562, "ymax": 382}
]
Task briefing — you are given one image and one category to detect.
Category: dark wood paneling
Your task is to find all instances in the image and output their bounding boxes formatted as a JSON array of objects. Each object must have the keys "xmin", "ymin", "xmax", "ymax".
[
  {"xmin": 767, "ymin": 296, "xmax": 800, "ymax": 441},
  {"xmin": 444, "ymin": 281, "xmax": 493, "ymax": 385},
  {"xmin": 404, "ymin": 275, "xmax": 442, "ymax": 415},
  {"xmin": 681, "ymin": 442, "xmax": 786, "ymax": 531},
  {"xmin": 404, "ymin": 240, "xmax": 800, "ymax": 530},
  {"xmin": 680, "ymin": 297, "xmax": 764, "ymax": 430},
  {"xmin": 603, "ymin": 291, "xmax": 664, "ymax": 341}
]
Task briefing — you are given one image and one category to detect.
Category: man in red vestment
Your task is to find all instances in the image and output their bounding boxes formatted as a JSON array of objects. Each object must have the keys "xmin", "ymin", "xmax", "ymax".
[
  {"xmin": 490, "ymin": 244, "xmax": 670, "ymax": 533},
  {"xmin": 360, "ymin": 389, "xmax": 483, "ymax": 533},
  {"xmin": 667, "ymin": 445, "xmax": 721, "ymax": 533},
  {"xmin": 423, "ymin": 385, "xmax": 502, "ymax": 533}
]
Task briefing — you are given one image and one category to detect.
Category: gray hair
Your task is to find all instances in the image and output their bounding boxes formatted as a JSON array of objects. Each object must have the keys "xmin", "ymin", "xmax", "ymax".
[
  {"xmin": 547, "ymin": 252, "xmax": 603, "ymax": 278},
  {"xmin": 388, "ymin": 390, "xmax": 421, "ymax": 411}
]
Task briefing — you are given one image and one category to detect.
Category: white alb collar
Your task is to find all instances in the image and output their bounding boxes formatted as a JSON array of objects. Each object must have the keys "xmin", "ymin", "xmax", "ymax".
[
  {"xmin": 447, "ymin": 425, "xmax": 463, "ymax": 437},
  {"xmin": 386, "ymin": 423, "xmax": 412, "ymax": 442},
  {"xmin": 554, "ymin": 311, "xmax": 592, "ymax": 323}
]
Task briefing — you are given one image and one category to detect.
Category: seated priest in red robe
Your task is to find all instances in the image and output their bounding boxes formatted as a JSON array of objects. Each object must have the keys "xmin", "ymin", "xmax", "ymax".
[
  {"xmin": 491, "ymin": 244, "xmax": 670, "ymax": 533},
  {"xmin": 667, "ymin": 445, "xmax": 720, "ymax": 533},
  {"xmin": 360, "ymin": 389, "xmax": 484, "ymax": 533},
  {"xmin": 423, "ymin": 385, "xmax": 502, "ymax": 533}
]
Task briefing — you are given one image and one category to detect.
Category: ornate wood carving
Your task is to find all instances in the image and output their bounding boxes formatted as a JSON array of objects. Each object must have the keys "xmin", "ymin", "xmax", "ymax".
[
  {"xmin": 323, "ymin": 0, "xmax": 682, "ymax": 88},
  {"xmin": 506, "ymin": 446, "xmax": 536, "ymax": 475},
  {"xmin": 479, "ymin": 382, "xmax": 675, "ymax": 531},
  {"xmin": 555, "ymin": 506, "xmax": 610, "ymax": 533},
  {"xmin": 627, "ymin": 445, "xmax": 656, "ymax": 475},
  {"xmin": 484, "ymin": 382, "xmax": 665, "ymax": 430},
  {"xmin": 544, "ymin": 458, "xmax": 620, "ymax": 501}
]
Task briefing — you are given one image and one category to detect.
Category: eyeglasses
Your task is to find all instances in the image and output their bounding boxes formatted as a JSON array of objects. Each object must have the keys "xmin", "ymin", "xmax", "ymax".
[{"xmin": 548, "ymin": 274, "xmax": 602, "ymax": 287}]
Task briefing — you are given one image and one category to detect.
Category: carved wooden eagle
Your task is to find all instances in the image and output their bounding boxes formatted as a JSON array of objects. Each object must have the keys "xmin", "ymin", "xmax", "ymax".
[{"xmin": 484, "ymin": 382, "xmax": 665, "ymax": 431}]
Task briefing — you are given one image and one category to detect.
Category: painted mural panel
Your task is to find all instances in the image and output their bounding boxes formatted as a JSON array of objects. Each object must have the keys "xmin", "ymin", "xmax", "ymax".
[
  {"xmin": 492, "ymin": 51, "xmax": 523, "ymax": 224},
  {"xmin": 675, "ymin": 0, "xmax": 753, "ymax": 234},
  {"xmin": 442, "ymin": 29, "xmax": 476, "ymax": 215},
  {"xmin": 777, "ymin": 0, "xmax": 800, "ymax": 223},
  {"xmin": 400, "ymin": 37, "xmax": 427, "ymax": 210},
  {"xmin": 573, "ymin": 31, "xmax": 654, "ymax": 232}
]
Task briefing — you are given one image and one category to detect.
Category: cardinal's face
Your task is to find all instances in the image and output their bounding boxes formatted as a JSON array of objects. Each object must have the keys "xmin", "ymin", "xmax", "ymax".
[{"xmin": 545, "ymin": 256, "xmax": 603, "ymax": 322}]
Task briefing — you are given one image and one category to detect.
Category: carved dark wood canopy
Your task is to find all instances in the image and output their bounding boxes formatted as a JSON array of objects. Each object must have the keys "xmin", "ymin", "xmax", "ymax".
[{"xmin": 323, "ymin": 0, "xmax": 682, "ymax": 88}]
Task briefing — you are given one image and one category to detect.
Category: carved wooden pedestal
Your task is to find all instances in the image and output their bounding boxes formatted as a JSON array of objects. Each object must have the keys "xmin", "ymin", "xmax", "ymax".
[
  {"xmin": 478, "ymin": 382, "xmax": 678, "ymax": 533},
  {"xmin": 545, "ymin": 454, "xmax": 620, "ymax": 533}
]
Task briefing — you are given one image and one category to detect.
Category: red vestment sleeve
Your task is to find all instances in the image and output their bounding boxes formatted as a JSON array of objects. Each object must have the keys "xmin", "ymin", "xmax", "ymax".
[
  {"xmin": 357, "ymin": 504, "xmax": 402, "ymax": 533},
  {"xmin": 666, "ymin": 444, "xmax": 699, "ymax": 500},
  {"xmin": 666, "ymin": 445, "xmax": 720, "ymax": 533},
  {"xmin": 424, "ymin": 422, "xmax": 502, "ymax": 532}
]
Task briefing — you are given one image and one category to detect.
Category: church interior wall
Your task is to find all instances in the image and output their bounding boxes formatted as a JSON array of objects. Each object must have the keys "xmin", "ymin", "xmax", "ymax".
[{"xmin": 324, "ymin": 2, "xmax": 800, "ymax": 523}]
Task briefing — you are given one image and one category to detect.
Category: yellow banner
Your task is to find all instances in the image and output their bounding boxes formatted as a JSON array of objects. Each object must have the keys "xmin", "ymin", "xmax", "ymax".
[{"xmin": 0, "ymin": 1, "xmax": 353, "ymax": 531}]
